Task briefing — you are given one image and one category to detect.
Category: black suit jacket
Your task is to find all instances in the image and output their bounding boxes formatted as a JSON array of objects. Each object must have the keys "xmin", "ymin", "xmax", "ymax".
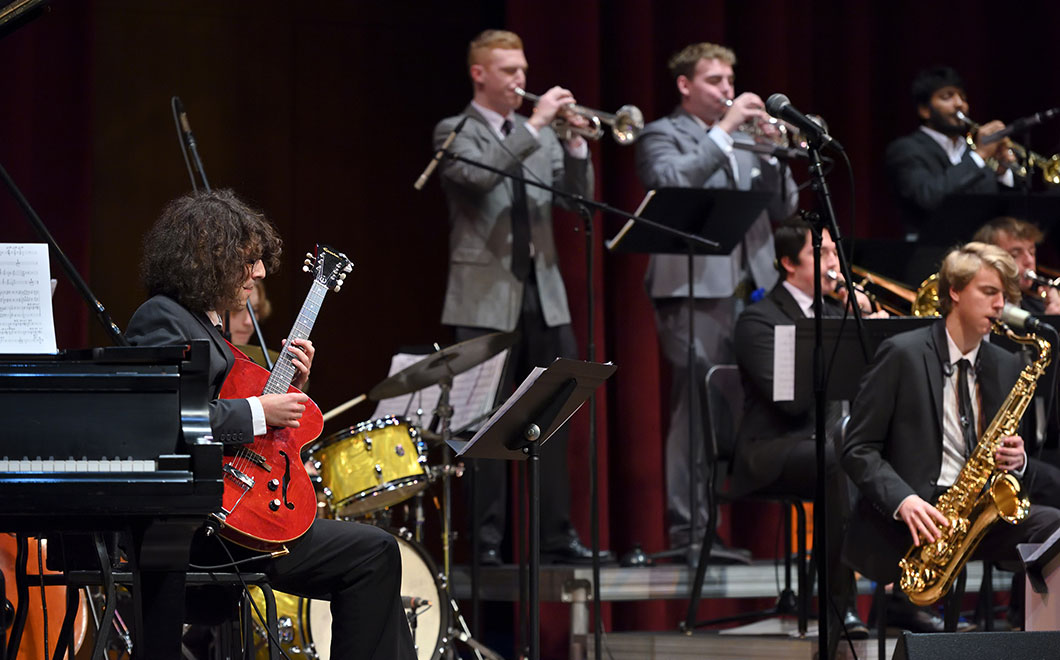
[
  {"xmin": 126, "ymin": 295, "xmax": 253, "ymax": 444},
  {"xmin": 731, "ymin": 284, "xmax": 843, "ymax": 496},
  {"xmin": 840, "ymin": 320, "xmax": 1023, "ymax": 581},
  {"xmin": 885, "ymin": 129, "xmax": 999, "ymax": 232}
]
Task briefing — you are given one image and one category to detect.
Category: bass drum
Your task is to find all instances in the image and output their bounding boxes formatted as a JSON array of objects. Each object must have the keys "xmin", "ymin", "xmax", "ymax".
[{"xmin": 251, "ymin": 531, "xmax": 447, "ymax": 660}]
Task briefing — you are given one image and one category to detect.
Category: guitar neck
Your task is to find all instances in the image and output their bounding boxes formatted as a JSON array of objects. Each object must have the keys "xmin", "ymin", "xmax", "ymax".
[{"xmin": 263, "ymin": 280, "xmax": 328, "ymax": 394}]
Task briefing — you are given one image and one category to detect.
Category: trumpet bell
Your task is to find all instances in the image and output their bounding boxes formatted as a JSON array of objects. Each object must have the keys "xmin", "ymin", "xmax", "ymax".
[{"xmin": 611, "ymin": 105, "xmax": 644, "ymax": 145}]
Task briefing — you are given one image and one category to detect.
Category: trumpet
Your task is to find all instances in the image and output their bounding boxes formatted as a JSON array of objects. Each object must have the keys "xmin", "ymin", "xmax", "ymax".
[
  {"xmin": 723, "ymin": 98, "xmax": 788, "ymax": 147},
  {"xmin": 956, "ymin": 110, "xmax": 1060, "ymax": 186},
  {"xmin": 825, "ymin": 269, "xmax": 879, "ymax": 313},
  {"xmin": 1027, "ymin": 268, "xmax": 1060, "ymax": 290},
  {"xmin": 513, "ymin": 87, "xmax": 644, "ymax": 145}
]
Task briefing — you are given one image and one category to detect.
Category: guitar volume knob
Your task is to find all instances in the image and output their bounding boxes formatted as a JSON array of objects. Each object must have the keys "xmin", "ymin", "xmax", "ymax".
[{"xmin": 269, "ymin": 499, "xmax": 282, "ymax": 512}]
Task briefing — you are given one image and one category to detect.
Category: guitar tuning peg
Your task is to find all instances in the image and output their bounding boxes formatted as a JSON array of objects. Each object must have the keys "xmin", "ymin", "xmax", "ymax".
[
  {"xmin": 338, "ymin": 273, "xmax": 346, "ymax": 280},
  {"xmin": 344, "ymin": 264, "xmax": 353, "ymax": 272},
  {"xmin": 333, "ymin": 284, "xmax": 341, "ymax": 293},
  {"xmin": 305, "ymin": 252, "xmax": 313, "ymax": 259},
  {"xmin": 302, "ymin": 265, "xmax": 310, "ymax": 273}
]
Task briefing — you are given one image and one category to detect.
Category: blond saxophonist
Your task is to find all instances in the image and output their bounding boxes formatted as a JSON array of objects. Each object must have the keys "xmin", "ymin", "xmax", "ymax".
[{"xmin": 842, "ymin": 243, "xmax": 1060, "ymax": 629}]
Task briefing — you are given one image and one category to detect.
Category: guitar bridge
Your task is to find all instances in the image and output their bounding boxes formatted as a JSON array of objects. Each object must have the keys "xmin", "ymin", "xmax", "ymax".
[{"xmin": 223, "ymin": 463, "xmax": 255, "ymax": 489}]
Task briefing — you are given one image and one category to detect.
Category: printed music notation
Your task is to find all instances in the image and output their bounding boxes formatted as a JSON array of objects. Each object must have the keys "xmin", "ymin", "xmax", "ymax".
[
  {"xmin": 373, "ymin": 350, "xmax": 508, "ymax": 432},
  {"xmin": 0, "ymin": 243, "xmax": 58, "ymax": 354}
]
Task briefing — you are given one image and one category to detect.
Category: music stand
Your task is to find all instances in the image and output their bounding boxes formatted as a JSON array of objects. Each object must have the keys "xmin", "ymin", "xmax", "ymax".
[
  {"xmin": 454, "ymin": 358, "xmax": 616, "ymax": 660},
  {"xmin": 793, "ymin": 317, "xmax": 937, "ymax": 399},
  {"xmin": 609, "ymin": 188, "xmax": 771, "ymax": 566},
  {"xmin": 918, "ymin": 192, "xmax": 1060, "ymax": 246}
]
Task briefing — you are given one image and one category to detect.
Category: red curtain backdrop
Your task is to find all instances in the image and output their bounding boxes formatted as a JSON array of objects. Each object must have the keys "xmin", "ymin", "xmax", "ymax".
[{"xmin": 3, "ymin": 1, "xmax": 1060, "ymax": 657}]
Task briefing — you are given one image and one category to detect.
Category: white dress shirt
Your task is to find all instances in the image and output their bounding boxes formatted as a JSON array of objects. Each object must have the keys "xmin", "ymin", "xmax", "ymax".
[{"xmin": 919, "ymin": 125, "xmax": 1014, "ymax": 187}]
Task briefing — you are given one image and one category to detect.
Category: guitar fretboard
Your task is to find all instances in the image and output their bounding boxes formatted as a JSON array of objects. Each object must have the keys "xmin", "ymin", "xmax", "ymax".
[{"xmin": 262, "ymin": 279, "xmax": 328, "ymax": 395}]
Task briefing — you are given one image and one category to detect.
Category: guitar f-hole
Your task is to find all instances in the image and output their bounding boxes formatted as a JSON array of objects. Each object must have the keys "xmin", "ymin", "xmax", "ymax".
[{"xmin": 278, "ymin": 450, "xmax": 296, "ymax": 510}]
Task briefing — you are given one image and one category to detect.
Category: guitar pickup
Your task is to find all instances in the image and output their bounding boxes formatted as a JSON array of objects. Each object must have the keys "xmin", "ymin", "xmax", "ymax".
[
  {"xmin": 243, "ymin": 448, "xmax": 271, "ymax": 472},
  {"xmin": 223, "ymin": 463, "xmax": 255, "ymax": 489}
]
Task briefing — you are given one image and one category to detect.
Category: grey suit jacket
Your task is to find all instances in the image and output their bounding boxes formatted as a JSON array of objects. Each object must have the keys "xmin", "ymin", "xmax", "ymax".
[
  {"xmin": 635, "ymin": 107, "xmax": 798, "ymax": 299},
  {"xmin": 434, "ymin": 105, "xmax": 594, "ymax": 332},
  {"xmin": 126, "ymin": 294, "xmax": 253, "ymax": 444}
]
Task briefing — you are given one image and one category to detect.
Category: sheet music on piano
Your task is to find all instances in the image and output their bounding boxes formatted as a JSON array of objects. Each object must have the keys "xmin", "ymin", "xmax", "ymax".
[
  {"xmin": 0, "ymin": 243, "xmax": 57, "ymax": 354},
  {"xmin": 373, "ymin": 350, "xmax": 508, "ymax": 432}
]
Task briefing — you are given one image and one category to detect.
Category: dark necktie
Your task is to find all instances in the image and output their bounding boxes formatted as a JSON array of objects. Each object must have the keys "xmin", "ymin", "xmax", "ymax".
[
  {"xmin": 501, "ymin": 119, "xmax": 531, "ymax": 281},
  {"xmin": 956, "ymin": 359, "xmax": 977, "ymax": 456}
]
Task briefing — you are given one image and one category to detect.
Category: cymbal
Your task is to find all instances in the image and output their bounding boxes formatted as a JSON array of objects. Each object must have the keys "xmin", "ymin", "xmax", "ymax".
[{"xmin": 368, "ymin": 331, "xmax": 517, "ymax": 401}]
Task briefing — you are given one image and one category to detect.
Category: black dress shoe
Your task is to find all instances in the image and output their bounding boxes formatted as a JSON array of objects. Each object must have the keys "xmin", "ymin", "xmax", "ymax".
[
  {"xmin": 869, "ymin": 595, "xmax": 945, "ymax": 633},
  {"xmin": 842, "ymin": 606, "xmax": 869, "ymax": 640},
  {"xmin": 542, "ymin": 536, "xmax": 614, "ymax": 565},
  {"xmin": 478, "ymin": 546, "xmax": 502, "ymax": 567}
]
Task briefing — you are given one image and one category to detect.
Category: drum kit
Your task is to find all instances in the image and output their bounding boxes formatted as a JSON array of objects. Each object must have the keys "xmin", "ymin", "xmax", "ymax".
[{"xmin": 248, "ymin": 332, "xmax": 517, "ymax": 660}]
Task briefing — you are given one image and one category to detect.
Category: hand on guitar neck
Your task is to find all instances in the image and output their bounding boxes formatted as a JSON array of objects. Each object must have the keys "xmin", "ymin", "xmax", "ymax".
[
  {"xmin": 281, "ymin": 337, "xmax": 315, "ymax": 391},
  {"xmin": 258, "ymin": 337, "xmax": 314, "ymax": 427}
]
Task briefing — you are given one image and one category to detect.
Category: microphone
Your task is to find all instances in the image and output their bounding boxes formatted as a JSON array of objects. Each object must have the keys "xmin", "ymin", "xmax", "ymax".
[
  {"xmin": 173, "ymin": 96, "xmax": 210, "ymax": 191},
  {"xmin": 981, "ymin": 107, "xmax": 1060, "ymax": 145},
  {"xmin": 402, "ymin": 595, "xmax": 430, "ymax": 610},
  {"xmin": 174, "ymin": 97, "xmax": 198, "ymax": 151},
  {"xmin": 1001, "ymin": 302, "xmax": 1042, "ymax": 332},
  {"xmin": 414, "ymin": 115, "xmax": 469, "ymax": 191},
  {"xmin": 765, "ymin": 94, "xmax": 843, "ymax": 151}
]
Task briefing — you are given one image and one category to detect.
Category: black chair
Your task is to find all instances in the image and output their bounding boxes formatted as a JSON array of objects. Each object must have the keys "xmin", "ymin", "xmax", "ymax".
[{"xmin": 683, "ymin": 364, "xmax": 812, "ymax": 633}]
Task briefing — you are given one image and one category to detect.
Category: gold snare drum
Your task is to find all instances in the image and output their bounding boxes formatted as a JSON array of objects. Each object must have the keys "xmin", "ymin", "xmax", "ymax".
[{"xmin": 307, "ymin": 416, "xmax": 428, "ymax": 518}]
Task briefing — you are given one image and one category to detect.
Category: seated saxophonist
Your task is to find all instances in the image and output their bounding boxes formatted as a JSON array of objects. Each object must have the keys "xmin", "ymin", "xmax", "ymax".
[{"xmin": 842, "ymin": 242, "xmax": 1060, "ymax": 628}]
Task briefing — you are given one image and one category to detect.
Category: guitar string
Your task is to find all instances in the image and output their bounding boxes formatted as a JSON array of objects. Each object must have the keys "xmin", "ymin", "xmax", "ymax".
[{"xmin": 226, "ymin": 277, "xmax": 330, "ymax": 513}]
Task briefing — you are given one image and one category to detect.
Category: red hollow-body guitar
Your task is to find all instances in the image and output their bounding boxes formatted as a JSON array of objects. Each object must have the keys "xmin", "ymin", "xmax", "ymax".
[{"xmin": 215, "ymin": 245, "xmax": 353, "ymax": 551}]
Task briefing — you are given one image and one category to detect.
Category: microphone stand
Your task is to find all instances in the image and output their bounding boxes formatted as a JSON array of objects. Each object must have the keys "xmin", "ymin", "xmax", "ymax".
[
  {"xmin": 171, "ymin": 96, "xmax": 270, "ymax": 365},
  {"xmin": 804, "ymin": 137, "xmax": 866, "ymax": 659},
  {"xmin": 0, "ymin": 160, "xmax": 127, "ymax": 346},
  {"xmin": 434, "ymin": 149, "xmax": 717, "ymax": 660}
]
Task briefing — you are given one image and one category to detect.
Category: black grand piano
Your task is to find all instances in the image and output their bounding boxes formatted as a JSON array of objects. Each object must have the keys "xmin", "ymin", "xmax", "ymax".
[{"xmin": 0, "ymin": 340, "xmax": 223, "ymax": 659}]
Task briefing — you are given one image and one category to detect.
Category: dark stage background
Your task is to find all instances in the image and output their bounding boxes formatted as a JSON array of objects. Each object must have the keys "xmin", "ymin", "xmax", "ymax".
[{"xmin": 3, "ymin": 1, "xmax": 1059, "ymax": 656}]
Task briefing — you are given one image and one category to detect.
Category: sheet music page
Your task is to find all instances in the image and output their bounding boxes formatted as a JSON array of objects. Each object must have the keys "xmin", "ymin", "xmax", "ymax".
[
  {"xmin": 0, "ymin": 244, "xmax": 57, "ymax": 354},
  {"xmin": 467, "ymin": 365, "xmax": 546, "ymax": 447},
  {"xmin": 372, "ymin": 350, "xmax": 508, "ymax": 431},
  {"xmin": 772, "ymin": 324, "xmax": 795, "ymax": 402}
]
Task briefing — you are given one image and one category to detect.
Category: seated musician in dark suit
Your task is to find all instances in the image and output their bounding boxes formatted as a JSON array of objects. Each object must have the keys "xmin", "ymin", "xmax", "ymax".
[
  {"xmin": 842, "ymin": 242, "xmax": 1060, "ymax": 628},
  {"xmin": 974, "ymin": 216, "xmax": 1060, "ymax": 316},
  {"xmin": 886, "ymin": 66, "xmax": 1017, "ymax": 237},
  {"xmin": 125, "ymin": 189, "xmax": 416, "ymax": 660},
  {"xmin": 733, "ymin": 218, "xmax": 881, "ymax": 641}
]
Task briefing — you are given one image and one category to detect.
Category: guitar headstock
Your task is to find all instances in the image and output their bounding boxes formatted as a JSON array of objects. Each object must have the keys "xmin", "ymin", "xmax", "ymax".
[{"xmin": 303, "ymin": 245, "xmax": 354, "ymax": 293}]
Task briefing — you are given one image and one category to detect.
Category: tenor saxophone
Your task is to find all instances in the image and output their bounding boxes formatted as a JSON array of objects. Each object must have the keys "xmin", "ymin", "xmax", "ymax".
[{"xmin": 899, "ymin": 322, "xmax": 1051, "ymax": 606}]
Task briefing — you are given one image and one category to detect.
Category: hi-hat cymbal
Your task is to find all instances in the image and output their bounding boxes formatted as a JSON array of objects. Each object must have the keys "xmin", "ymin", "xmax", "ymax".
[{"xmin": 368, "ymin": 331, "xmax": 517, "ymax": 401}]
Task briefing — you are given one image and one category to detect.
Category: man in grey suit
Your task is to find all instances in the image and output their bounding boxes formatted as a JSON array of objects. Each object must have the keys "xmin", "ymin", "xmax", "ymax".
[
  {"xmin": 432, "ymin": 29, "xmax": 602, "ymax": 564},
  {"xmin": 635, "ymin": 41, "xmax": 798, "ymax": 549}
]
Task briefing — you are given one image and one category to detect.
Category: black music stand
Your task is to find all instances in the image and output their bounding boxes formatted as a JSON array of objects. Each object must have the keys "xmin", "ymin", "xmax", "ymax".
[
  {"xmin": 918, "ymin": 192, "xmax": 1060, "ymax": 246},
  {"xmin": 453, "ymin": 358, "xmax": 616, "ymax": 660},
  {"xmin": 793, "ymin": 317, "xmax": 937, "ymax": 398},
  {"xmin": 608, "ymin": 188, "xmax": 771, "ymax": 567}
]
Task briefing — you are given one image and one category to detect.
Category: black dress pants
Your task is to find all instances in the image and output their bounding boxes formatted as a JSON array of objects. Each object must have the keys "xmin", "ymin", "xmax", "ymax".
[
  {"xmin": 454, "ymin": 273, "xmax": 579, "ymax": 553},
  {"xmin": 194, "ymin": 519, "xmax": 416, "ymax": 660}
]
